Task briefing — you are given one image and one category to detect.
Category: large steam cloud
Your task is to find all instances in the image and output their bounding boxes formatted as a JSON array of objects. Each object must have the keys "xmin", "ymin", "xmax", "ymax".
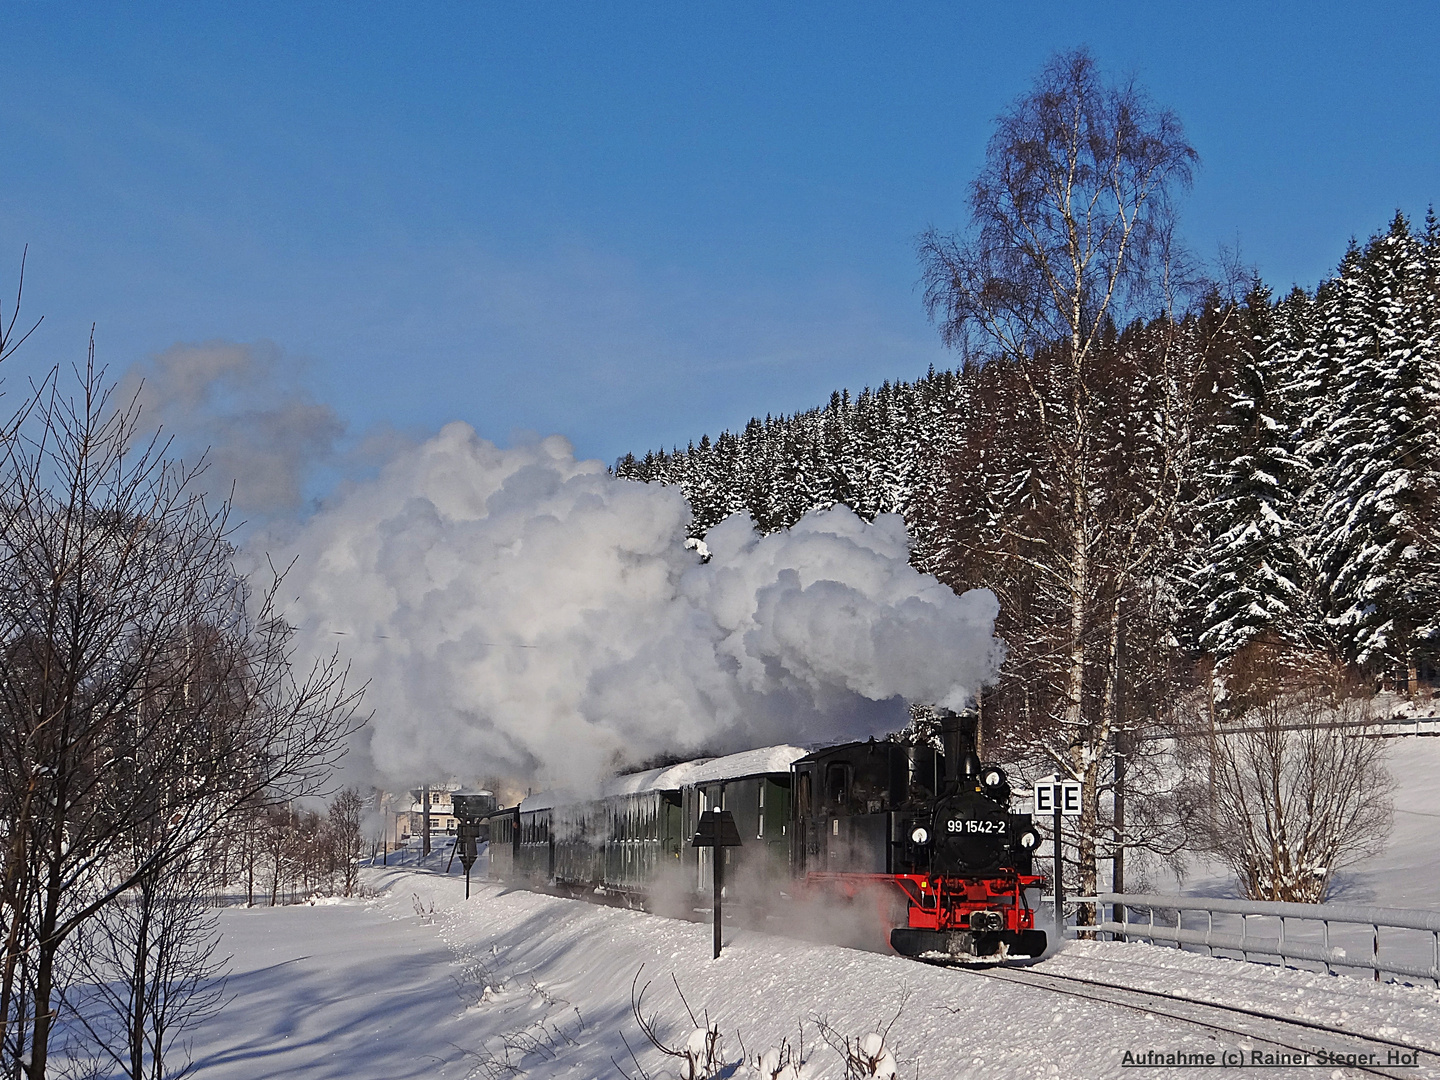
[{"xmin": 268, "ymin": 422, "xmax": 1003, "ymax": 791}]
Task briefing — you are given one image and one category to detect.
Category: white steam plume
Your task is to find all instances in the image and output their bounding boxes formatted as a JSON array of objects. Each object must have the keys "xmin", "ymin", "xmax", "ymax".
[
  {"xmin": 120, "ymin": 340, "xmax": 344, "ymax": 519},
  {"xmin": 266, "ymin": 422, "xmax": 1004, "ymax": 790}
]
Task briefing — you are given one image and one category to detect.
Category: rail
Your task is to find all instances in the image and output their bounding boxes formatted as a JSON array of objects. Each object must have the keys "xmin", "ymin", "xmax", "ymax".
[{"xmin": 1059, "ymin": 892, "xmax": 1440, "ymax": 987}]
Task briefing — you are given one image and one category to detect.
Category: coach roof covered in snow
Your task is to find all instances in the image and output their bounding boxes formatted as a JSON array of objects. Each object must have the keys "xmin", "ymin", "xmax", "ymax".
[
  {"xmin": 517, "ymin": 759, "xmax": 716, "ymax": 811},
  {"xmin": 515, "ymin": 745, "xmax": 810, "ymax": 811},
  {"xmin": 666, "ymin": 745, "xmax": 810, "ymax": 786}
]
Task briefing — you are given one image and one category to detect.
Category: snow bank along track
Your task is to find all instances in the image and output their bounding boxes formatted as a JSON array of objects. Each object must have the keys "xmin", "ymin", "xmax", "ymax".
[{"xmin": 968, "ymin": 965, "xmax": 1436, "ymax": 1077}]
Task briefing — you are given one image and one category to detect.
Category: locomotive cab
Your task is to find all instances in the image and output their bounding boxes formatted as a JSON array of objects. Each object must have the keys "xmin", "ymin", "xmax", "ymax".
[{"xmin": 791, "ymin": 739, "xmax": 942, "ymax": 878}]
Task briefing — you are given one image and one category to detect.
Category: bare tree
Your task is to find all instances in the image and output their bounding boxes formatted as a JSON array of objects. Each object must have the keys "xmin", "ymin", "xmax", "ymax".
[
  {"xmin": 0, "ymin": 348, "xmax": 364, "ymax": 1079},
  {"xmin": 1206, "ymin": 681, "xmax": 1393, "ymax": 902},
  {"xmin": 327, "ymin": 789, "xmax": 365, "ymax": 897},
  {"xmin": 918, "ymin": 48, "xmax": 1205, "ymax": 911},
  {"xmin": 64, "ymin": 850, "xmax": 228, "ymax": 1080}
]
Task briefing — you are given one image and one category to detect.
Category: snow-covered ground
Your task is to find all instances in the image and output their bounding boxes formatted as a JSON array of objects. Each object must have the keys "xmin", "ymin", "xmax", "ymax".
[
  {"xmin": 187, "ymin": 865, "xmax": 1439, "ymax": 1079},
  {"xmin": 185, "ymin": 736, "xmax": 1440, "ymax": 1079},
  {"xmin": 1344, "ymin": 735, "xmax": 1440, "ymax": 909}
]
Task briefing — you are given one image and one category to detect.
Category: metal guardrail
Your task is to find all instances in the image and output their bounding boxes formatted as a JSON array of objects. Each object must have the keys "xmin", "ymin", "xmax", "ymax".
[{"xmin": 1064, "ymin": 892, "xmax": 1440, "ymax": 987}]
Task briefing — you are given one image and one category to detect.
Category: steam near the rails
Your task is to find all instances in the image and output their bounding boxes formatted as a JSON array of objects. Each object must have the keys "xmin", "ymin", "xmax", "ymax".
[{"xmin": 265, "ymin": 421, "xmax": 1004, "ymax": 790}]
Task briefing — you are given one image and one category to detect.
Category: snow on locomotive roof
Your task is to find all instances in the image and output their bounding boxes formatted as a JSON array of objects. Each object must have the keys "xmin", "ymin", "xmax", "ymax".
[{"xmin": 515, "ymin": 744, "xmax": 809, "ymax": 812}]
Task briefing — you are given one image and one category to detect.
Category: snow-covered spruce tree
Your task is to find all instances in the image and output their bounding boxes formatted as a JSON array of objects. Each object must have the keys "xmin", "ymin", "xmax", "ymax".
[
  {"xmin": 614, "ymin": 367, "xmax": 974, "ymax": 542},
  {"xmin": 901, "ymin": 366, "xmax": 973, "ymax": 569},
  {"xmin": 1306, "ymin": 214, "xmax": 1440, "ymax": 690},
  {"xmin": 1190, "ymin": 281, "xmax": 1315, "ymax": 666}
]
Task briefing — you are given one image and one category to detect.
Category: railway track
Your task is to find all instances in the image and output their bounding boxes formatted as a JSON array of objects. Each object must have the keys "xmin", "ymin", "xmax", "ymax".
[{"xmin": 967, "ymin": 965, "xmax": 1437, "ymax": 1078}]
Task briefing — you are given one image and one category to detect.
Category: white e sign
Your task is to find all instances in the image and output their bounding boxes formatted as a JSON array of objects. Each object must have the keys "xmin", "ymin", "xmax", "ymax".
[{"xmin": 1032, "ymin": 776, "xmax": 1082, "ymax": 817}]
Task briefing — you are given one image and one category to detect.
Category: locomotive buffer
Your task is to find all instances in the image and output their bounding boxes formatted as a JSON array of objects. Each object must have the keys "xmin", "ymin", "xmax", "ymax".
[{"xmin": 692, "ymin": 810, "xmax": 742, "ymax": 959}]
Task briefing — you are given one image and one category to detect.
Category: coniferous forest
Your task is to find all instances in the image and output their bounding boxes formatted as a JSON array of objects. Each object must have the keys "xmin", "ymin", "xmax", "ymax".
[
  {"xmin": 620, "ymin": 210, "xmax": 1440, "ymax": 685},
  {"xmin": 617, "ymin": 205, "xmax": 1440, "ymax": 904}
]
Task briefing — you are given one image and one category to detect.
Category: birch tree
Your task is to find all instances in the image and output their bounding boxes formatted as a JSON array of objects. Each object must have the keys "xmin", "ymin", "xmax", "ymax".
[{"xmin": 917, "ymin": 47, "xmax": 1200, "ymax": 909}]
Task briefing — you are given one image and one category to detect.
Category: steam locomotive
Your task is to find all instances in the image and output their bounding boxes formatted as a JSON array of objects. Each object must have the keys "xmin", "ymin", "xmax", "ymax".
[{"xmin": 463, "ymin": 710, "xmax": 1046, "ymax": 961}]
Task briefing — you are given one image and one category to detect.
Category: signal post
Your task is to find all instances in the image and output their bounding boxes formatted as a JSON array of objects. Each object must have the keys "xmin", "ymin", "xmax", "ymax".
[
  {"xmin": 1032, "ymin": 775, "xmax": 1082, "ymax": 940},
  {"xmin": 692, "ymin": 809, "xmax": 742, "ymax": 959}
]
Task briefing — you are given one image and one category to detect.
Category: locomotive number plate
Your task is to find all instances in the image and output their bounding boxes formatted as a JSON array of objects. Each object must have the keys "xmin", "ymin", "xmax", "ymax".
[{"xmin": 946, "ymin": 819, "xmax": 1006, "ymax": 834}]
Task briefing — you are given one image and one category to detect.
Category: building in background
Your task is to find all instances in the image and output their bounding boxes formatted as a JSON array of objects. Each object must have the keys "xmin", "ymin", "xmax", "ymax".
[{"xmin": 378, "ymin": 783, "xmax": 460, "ymax": 849}]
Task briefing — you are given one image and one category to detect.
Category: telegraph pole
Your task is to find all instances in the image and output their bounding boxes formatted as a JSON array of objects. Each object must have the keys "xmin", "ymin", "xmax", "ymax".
[
  {"xmin": 1053, "ymin": 795, "xmax": 1064, "ymax": 940},
  {"xmin": 1113, "ymin": 730, "xmax": 1126, "ymax": 941}
]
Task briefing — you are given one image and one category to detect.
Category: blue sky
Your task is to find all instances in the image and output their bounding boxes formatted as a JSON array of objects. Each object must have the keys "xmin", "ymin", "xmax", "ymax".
[{"xmin": 1, "ymin": 2, "xmax": 1437, "ymax": 469}]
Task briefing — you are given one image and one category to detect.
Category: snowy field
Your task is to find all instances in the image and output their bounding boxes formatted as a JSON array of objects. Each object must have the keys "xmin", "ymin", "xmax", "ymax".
[
  {"xmin": 188, "ymin": 870, "xmax": 1440, "ymax": 1079},
  {"xmin": 184, "ymin": 735, "xmax": 1440, "ymax": 1079},
  {"xmin": 1178, "ymin": 735, "xmax": 1440, "ymax": 908},
  {"xmin": 1343, "ymin": 736, "xmax": 1440, "ymax": 910}
]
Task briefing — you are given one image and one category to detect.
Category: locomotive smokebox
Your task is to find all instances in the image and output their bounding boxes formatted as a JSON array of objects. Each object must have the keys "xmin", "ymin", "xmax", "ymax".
[{"xmin": 937, "ymin": 708, "xmax": 981, "ymax": 792}]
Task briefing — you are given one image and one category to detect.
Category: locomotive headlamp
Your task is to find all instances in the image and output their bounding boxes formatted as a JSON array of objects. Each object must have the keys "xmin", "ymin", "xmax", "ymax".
[
  {"xmin": 981, "ymin": 768, "xmax": 1005, "ymax": 789},
  {"xmin": 910, "ymin": 826, "xmax": 930, "ymax": 845},
  {"xmin": 1018, "ymin": 829, "xmax": 1040, "ymax": 850}
]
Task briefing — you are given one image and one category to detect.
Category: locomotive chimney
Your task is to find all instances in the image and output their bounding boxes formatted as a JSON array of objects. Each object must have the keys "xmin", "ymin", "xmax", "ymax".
[{"xmin": 937, "ymin": 707, "xmax": 981, "ymax": 791}]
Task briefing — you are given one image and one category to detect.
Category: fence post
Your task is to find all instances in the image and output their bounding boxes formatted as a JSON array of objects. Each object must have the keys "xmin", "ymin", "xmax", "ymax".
[
  {"xmin": 1324, "ymin": 921, "xmax": 1332, "ymax": 976},
  {"xmin": 1279, "ymin": 916, "xmax": 1286, "ymax": 969},
  {"xmin": 1373, "ymin": 925, "xmax": 1380, "ymax": 982},
  {"xmin": 1206, "ymin": 910, "xmax": 1214, "ymax": 957}
]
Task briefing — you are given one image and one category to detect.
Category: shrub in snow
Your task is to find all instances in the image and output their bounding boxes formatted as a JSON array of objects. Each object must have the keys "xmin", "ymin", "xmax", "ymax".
[
  {"xmin": 733, "ymin": 1042, "xmax": 816, "ymax": 1080},
  {"xmin": 1207, "ymin": 687, "xmax": 1393, "ymax": 902},
  {"xmin": 816, "ymin": 1010, "xmax": 910, "ymax": 1080},
  {"xmin": 852, "ymin": 1032, "xmax": 898, "ymax": 1079},
  {"xmin": 629, "ymin": 970, "xmax": 730, "ymax": 1080},
  {"xmin": 629, "ymin": 969, "xmax": 913, "ymax": 1080},
  {"xmin": 682, "ymin": 1026, "xmax": 725, "ymax": 1079}
]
